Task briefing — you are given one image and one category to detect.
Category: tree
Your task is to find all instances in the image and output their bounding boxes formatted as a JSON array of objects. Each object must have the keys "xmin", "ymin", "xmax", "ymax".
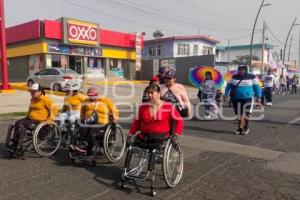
[{"xmin": 232, "ymin": 55, "xmax": 260, "ymax": 65}]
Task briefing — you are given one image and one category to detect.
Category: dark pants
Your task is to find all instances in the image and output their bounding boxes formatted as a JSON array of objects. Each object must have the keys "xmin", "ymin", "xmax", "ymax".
[
  {"xmin": 263, "ymin": 87, "xmax": 273, "ymax": 103},
  {"xmin": 79, "ymin": 125, "xmax": 108, "ymax": 155},
  {"xmin": 6, "ymin": 117, "xmax": 39, "ymax": 150},
  {"xmin": 292, "ymin": 85, "xmax": 297, "ymax": 94},
  {"xmin": 287, "ymin": 83, "xmax": 290, "ymax": 92}
]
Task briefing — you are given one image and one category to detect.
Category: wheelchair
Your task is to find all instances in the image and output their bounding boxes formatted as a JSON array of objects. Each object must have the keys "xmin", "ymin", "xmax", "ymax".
[
  {"xmin": 5, "ymin": 121, "xmax": 61, "ymax": 159},
  {"xmin": 121, "ymin": 134, "xmax": 184, "ymax": 196},
  {"xmin": 69, "ymin": 122, "xmax": 126, "ymax": 165}
]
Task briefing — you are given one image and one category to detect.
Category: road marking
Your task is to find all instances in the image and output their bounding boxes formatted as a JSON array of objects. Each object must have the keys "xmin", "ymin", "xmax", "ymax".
[{"xmin": 85, "ymin": 189, "xmax": 112, "ymax": 200}]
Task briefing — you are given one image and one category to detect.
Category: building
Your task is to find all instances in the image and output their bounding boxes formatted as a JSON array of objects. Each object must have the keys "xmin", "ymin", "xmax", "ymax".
[
  {"xmin": 2, "ymin": 18, "xmax": 143, "ymax": 82},
  {"xmin": 216, "ymin": 43, "xmax": 273, "ymax": 65},
  {"xmin": 216, "ymin": 43, "xmax": 274, "ymax": 74},
  {"xmin": 142, "ymin": 35, "xmax": 220, "ymax": 60}
]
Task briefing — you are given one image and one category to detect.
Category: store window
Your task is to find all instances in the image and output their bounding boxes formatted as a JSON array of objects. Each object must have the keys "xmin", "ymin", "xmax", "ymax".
[
  {"xmin": 109, "ymin": 59, "xmax": 124, "ymax": 78},
  {"xmin": 52, "ymin": 55, "xmax": 61, "ymax": 67},
  {"xmin": 87, "ymin": 58, "xmax": 105, "ymax": 79}
]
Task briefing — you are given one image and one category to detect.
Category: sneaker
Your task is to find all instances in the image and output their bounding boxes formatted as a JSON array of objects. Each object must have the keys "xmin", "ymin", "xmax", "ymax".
[
  {"xmin": 242, "ymin": 128, "xmax": 250, "ymax": 135},
  {"xmin": 204, "ymin": 115, "xmax": 212, "ymax": 120},
  {"xmin": 234, "ymin": 128, "xmax": 243, "ymax": 135}
]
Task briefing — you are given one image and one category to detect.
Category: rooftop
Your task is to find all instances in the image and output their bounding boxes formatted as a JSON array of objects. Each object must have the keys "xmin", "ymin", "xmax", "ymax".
[
  {"xmin": 145, "ymin": 35, "xmax": 220, "ymax": 44},
  {"xmin": 217, "ymin": 43, "xmax": 273, "ymax": 51}
]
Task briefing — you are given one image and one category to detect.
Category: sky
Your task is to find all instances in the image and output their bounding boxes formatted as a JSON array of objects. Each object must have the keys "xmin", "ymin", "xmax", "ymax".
[{"xmin": 4, "ymin": 0, "xmax": 300, "ymax": 61}]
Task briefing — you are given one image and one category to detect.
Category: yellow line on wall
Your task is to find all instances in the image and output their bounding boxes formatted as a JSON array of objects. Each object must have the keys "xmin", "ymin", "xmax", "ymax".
[
  {"xmin": 102, "ymin": 48, "xmax": 136, "ymax": 60},
  {"xmin": 7, "ymin": 43, "xmax": 48, "ymax": 58}
]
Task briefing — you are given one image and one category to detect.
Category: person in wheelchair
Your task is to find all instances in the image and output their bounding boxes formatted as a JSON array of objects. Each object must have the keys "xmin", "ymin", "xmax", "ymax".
[
  {"xmin": 56, "ymin": 82, "xmax": 87, "ymax": 132},
  {"xmin": 5, "ymin": 83, "xmax": 58, "ymax": 155},
  {"xmin": 69, "ymin": 86, "xmax": 119, "ymax": 156},
  {"xmin": 126, "ymin": 83, "xmax": 183, "ymax": 164}
]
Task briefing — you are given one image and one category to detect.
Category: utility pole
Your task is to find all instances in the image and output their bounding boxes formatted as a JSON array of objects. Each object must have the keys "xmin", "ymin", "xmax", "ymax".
[
  {"xmin": 299, "ymin": 29, "xmax": 300, "ymax": 68},
  {"xmin": 227, "ymin": 39, "xmax": 230, "ymax": 63},
  {"xmin": 288, "ymin": 35, "xmax": 293, "ymax": 62},
  {"xmin": 261, "ymin": 21, "xmax": 266, "ymax": 74}
]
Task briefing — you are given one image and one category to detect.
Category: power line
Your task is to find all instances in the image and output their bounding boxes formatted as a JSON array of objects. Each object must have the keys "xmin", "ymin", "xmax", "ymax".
[
  {"xmin": 179, "ymin": 0, "xmax": 250, "ymax": 28},
  {"xmin": 94, "ymin": 0, "xmax": 253, "ymax": 33},
  {"xmin": 60, "ymin": 0, "xmax": 189, "ymax": 35}
]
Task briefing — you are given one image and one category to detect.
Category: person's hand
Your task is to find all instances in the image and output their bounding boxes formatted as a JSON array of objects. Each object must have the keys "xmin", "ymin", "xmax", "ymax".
[{"xmin": 170, "ymin": 134, "xmax": 179, "ymax": 149}]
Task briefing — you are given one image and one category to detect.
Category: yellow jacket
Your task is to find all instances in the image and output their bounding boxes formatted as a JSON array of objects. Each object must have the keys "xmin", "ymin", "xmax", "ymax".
[
  {"xmin": 62, "ymin": 93, "xmax": 87, "ymax": 112},
  {"xmin": 28, "ymin": 95, "xmax": 59, "ymax": 122},
  {"xmin": 80, "ymin": 97, "xmax": 119, "ymax": 125}
]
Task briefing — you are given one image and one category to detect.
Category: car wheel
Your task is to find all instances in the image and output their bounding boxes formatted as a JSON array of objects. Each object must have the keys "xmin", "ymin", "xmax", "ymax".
[
  {"xmin": 27, "ymin": 80, "xmax": 34, "ymax": 87},
  {"xmin": 52, "ymin": 83, "xmax": 61, "ymax": 92}
]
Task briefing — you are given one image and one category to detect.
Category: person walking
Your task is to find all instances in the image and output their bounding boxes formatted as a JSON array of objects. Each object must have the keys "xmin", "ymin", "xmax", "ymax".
[
  {"xmin": 262, "ymin": 69, "xmax": 277, "ymax": 106},
  {"xmin": 286, "ymin": 75, "xmax": 291, "ymax": 94},
  {"xmin": 161, "ymin": 70, "xmax": 191, "ymax": 118},
  {"xmin": 223, "ymin": 64, "xmax": 262, "ymax": 135},
  {"xmin": 279, "ymin": 74, "xmax": 287, "ymax": 95},
  {"xmin": 291, "ymin": 75, "xmax": 299, "ymax": 94},
  {"xmin": 201, "ymin": 71, "xmax": 218, "ymax": 119},
  {"xmin": 156, "ymin": 67, "xmax": 166, "ymax": 85}
]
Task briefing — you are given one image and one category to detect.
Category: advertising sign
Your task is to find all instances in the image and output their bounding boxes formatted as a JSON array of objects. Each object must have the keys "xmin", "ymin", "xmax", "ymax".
[
  {"xmin": 63, "ymin": 18, "xmax": 99, "ymax": 46},
  {"xmin": 48, "ymin": 44, "xmax": 102, "ymax": 57}
]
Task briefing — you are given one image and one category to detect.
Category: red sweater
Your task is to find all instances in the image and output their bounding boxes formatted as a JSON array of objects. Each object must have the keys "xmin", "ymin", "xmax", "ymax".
[{"xmin": 129, "ymin": 102, "xmax": 184, "ymax": 136}]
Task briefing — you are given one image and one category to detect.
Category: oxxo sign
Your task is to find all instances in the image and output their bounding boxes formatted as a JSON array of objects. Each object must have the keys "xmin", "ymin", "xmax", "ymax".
[{"xmin": 66, "ymin": 19, "xmax": 99, "ymax": 46}]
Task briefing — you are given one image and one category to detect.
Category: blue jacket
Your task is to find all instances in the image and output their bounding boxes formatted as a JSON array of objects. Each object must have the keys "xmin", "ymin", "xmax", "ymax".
[{"xmin": 224, "ymin": 73, "xmax": 262, "ymax": 100}]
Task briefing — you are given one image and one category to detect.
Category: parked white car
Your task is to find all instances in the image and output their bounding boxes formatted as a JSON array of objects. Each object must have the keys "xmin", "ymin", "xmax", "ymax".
[{"xmin": 26, "ymin": 68, "xmax": 84, "ymax": 91}]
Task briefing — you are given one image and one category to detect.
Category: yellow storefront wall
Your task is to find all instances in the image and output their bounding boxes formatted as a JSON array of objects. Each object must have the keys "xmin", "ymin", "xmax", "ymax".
[
  {"xmin": 102, "ymin": 48, "xmax": 136, "ymax": 60},
  {"xmin": 7, "ymin": 43, "xmax": 136, "ymax": 60},
  {"xmin": 7, "ymin": 43, "xmax": 48, "ymax": 58}
]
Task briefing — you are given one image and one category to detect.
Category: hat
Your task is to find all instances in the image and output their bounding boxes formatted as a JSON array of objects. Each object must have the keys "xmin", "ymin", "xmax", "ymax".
[
  {"xmin": 150, "ymin": 76, "xmax": 159, "ymax": 82},
  {"xmin": 87, "ymin": 87, "xmax": 99, "ymax": 96},
  {"xmin": 29, "ymin": 83, "xmax": 42, "ymax": 91},
  {"xmin": 164, "ymin": 70, "xmax": 176, "ymax": 78},
  {"xmin": 238, "ymin": 64, "xmax": 248, "ymax": 69},
  {"xmin": 159, "ymin": 67, "xmax": 166, "ymax": 73}
]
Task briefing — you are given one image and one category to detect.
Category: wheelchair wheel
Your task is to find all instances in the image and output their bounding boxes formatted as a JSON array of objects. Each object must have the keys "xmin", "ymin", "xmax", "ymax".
[
  {"xmin": 163, "ymin": 139, "xmax": 184, "ymax": 188},
  {"xmin": 103, "ymin": 124, "xmax": 126, "ymax": 163},
  {"xmin": 33, "ymin": 121, "xmax": 61, "ymax": 157}
]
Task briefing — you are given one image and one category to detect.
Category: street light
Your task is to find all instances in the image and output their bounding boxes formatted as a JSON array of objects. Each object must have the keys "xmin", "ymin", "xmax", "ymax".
[
  {"xmin": 283, "ymin": 18, "xmax": 300, "ymax": 65},
  {"xmin": 249, "ymin": 0, "xmax": 271, "ymax": 71}
]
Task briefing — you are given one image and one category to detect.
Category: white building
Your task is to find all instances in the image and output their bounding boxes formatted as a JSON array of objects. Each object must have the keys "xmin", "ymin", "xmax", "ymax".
[{"xmin": 142, "ymin": 35, "xmax": 220, "ymax": 60}]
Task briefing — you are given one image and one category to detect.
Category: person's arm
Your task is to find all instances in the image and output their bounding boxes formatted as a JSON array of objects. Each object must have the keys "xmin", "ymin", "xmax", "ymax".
[
  {"xmin": 179, "ymin": 85, "xmax": 191, "ymax": 114},
  {"xmin": 80, "ymin": 103, "xmax": 86, "ymax": 122},
  {"xmin": 128, "ymin": 105, "xmax": 143, "ymax": 135},
  {"xmin": 103, "ymin": 97, "xmax": 119, "ymax": 123},
  {"xmin": 43, "ymin": 96, "xmax": 59, "ymax": 121},
  {"xmin": 223, "ymin": 80, "xmax": 233, "ymax": 97},
  {"xmin": 170, "ymin": 104, "xmax": 184, "ymax": 136},
  {"xmin": 252, "ymin": 77, "xmax": 262, "ymax": 98}
]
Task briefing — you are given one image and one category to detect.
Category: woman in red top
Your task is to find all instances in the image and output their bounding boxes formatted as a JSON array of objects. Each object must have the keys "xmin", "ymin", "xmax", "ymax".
[{"xmin": 128, "ymin": 84, "xmax": 183, "ymax": 144}]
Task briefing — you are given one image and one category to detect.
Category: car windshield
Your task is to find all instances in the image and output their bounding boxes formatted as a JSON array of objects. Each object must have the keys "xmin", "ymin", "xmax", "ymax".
[{"xmin": 59, "ymin": 68, "xmax": 78, "ymax": 75}]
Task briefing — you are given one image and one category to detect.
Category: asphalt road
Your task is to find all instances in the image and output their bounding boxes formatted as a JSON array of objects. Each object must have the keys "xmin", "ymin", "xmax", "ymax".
[{"xmin": 0, "ymin": 93, "xmax": 300, "ymax": 200}]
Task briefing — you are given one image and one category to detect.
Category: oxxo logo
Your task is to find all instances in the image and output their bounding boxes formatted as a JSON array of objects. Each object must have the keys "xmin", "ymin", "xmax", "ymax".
[{"xmin": 67, "ymin": 21, "xmax": 98, "ymax": 45}]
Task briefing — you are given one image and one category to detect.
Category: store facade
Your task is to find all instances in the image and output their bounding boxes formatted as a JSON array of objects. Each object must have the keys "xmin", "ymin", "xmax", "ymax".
[{"xmin": 4, "ymin": 18, "xmax": 143, "ymax": 82}]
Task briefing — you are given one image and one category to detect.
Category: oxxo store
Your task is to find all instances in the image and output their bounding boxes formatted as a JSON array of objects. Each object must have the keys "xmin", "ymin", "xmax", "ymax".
[{"xmin": 4, "ymin": 18, "xmax": 143, "ymax": 82}]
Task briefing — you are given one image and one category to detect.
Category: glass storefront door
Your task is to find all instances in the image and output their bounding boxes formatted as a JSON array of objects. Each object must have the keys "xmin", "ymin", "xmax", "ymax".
[{"xmin": 69, "ymin": 56, "xmax": 82, "ymax": 74}]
